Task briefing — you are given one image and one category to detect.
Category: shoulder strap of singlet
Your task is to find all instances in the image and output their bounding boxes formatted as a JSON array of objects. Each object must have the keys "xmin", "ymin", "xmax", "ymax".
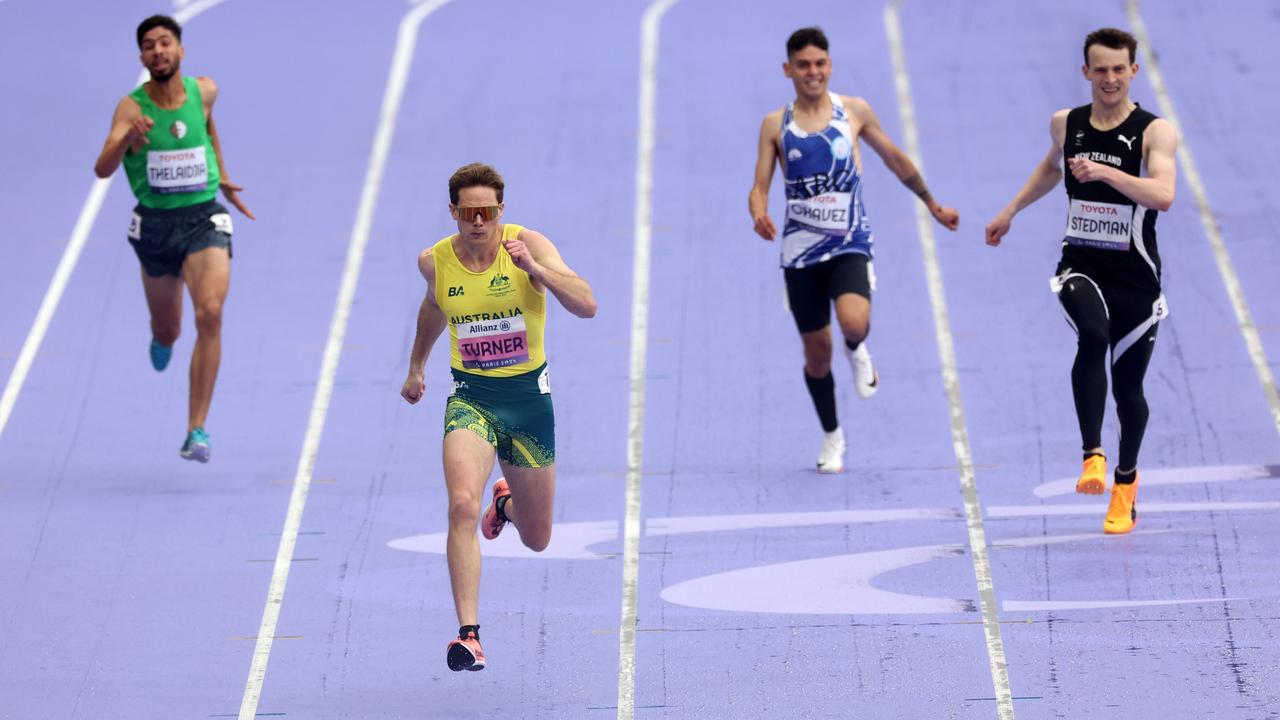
[
  {"xmin": 1126, "ymin": 103, "xmax": 1157, "ymax": 132},
  {"xmin": 1066, "ymin": 103, "xmax": 1091, "ymax": 130},
  {"xmin": 827, "ymin": 91, "xmax": 846, "ymax": 122},
  {"xmin": 431, "ymin": 235, "xmax": 457, "ymax": 308},
  {"xmin": 502, "ymin": 224, "xmax": 524, "ymax": 241}
]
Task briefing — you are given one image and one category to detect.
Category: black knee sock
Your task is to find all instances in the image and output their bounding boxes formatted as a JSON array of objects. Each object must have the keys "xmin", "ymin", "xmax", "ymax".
[
  {"xmin": 804, "ymin": 370, "xmax": 839, "ymax": 433},
  {"xmin": 1114, "ymin": 468, "xmax": 1137, "ymax": 485}
]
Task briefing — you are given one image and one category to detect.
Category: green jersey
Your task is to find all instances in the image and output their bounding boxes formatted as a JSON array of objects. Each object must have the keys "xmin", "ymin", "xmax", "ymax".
[{"xmin": 122, "ymin": 76, "xmax": 220, "ymax": 208}]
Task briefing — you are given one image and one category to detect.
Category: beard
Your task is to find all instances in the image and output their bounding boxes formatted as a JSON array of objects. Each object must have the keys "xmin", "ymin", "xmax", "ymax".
[{"xmin": 149, "ymin": 57, "xmax": 180, "ymax": 83}]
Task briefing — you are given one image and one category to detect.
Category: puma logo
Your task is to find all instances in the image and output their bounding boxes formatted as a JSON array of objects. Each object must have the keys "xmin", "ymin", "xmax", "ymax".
[{"xmin": 1118, "ymin": 134, "xmax": 1135, "ymax": 151}]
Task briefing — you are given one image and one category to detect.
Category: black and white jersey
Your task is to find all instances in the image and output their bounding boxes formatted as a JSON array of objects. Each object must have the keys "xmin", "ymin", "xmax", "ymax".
[{"xmin": 1061, "ymin": 103, "xmax": 1161, "ymax": 292}]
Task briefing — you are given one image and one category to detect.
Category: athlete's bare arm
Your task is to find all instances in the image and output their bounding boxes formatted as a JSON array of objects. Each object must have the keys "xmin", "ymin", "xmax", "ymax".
[
  {"xmin": 198, "ymin": 76, "xmax": 254, "ymax": 219},
  {"xmin": 506, "ymin": 229, "xmax": 597, "ymax": 319},
  {"xmin": 748, "ymin": 110, "xmax": 784, "ymax": 241},
  {"xmin": 1066, "ymin": 118, "xmax": 1176, "ymax": 211},
  {"xmin": 94, "ymin": 97, "xmax": 151, "ymax": 178},
  {"xmin": 402, "ymin": 248, "xmax": 449, "ymax": 404},
  {"xmin": 985, "ymin": 109, "xmax": 1070, "ymax": 247},
  {"xmin": 846, "ymin": 96, "xmax": 959, "ymax": 231}
]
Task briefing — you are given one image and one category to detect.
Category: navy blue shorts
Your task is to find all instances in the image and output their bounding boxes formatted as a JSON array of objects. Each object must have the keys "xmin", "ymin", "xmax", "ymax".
[{"xmin": 127, "ymin": 200, "xmax": 232, "ymax": 277}]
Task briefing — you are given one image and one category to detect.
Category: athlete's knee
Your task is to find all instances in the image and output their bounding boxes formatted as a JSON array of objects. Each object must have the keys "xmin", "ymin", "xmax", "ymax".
[
  {"xmin": 194, "ymin": 300, "xmax": 223, "ymax": 335},
  {"xmin": 803, "ymin": 356, "xmax": 831, "ymax": 378},
  {"xmin": 519, "ymin": 524, "xmax": 552, "ymax": 552},
  {"xmin": 1112, "ymin": 383, "xmax": 1149, "ymax": 421},
  {"xmin": 1075, "ymin": 324, "xmax": 1108, "ymax": 356},
  {"xmin": 837, "ymin": 317, "xmax": 869, "ymax": 346},
  {"xmin": 447, "ymin": 493, "xmax": 482, "ymax": 528},
  {"xmin": 802, "ymin": 335, "xmax": 833, "ymax": 375},
  {"xmin": 152, "ymin": 323, "xmax": 180, "ymax": 346},
  {"xmin": 521, "ymin": 529, "xmax": 551, "ymax": 553}
]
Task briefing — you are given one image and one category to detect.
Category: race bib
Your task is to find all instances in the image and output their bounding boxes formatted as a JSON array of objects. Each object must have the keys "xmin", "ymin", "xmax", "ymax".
[
  {"xmin": 1153, "ymin": 293, "xmax": 1169, "ymax": 321},
  {"xmin": 1065, "ymin": 198, "xmax": 1133, "ymax": 250},
  {"xmin": 457, "ymin": 315, "xmax": 529, "ymax": 370},
  {"xmin": 787, "ymin": 191, "xmax": 852, "ymax": 235},
  {"xmin": 210, "ymin": 212, "xmax": 233, "ymax": 236},
  {"xmin": 146, "ymin": 146, "xmax": 208, "ymax": 194},
  {"xmin": 127, "ymin": 212, "xmax": 142, "ymax": 240}
]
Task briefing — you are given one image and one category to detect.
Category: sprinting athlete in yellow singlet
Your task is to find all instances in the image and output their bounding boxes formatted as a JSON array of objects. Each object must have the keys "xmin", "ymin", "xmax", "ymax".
[{"xmin": 400, "ymin": 163, "xmax": 597, "ymax": 672}]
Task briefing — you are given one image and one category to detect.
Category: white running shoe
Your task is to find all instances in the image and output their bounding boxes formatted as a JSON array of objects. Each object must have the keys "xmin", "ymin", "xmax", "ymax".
[
  {"xmin": 846, "ymin": 343, "xmax": 879, "ymax": 399},
  {"xmin": 816, "ymin": 428, "xmax": 846, "ymax": 474}
]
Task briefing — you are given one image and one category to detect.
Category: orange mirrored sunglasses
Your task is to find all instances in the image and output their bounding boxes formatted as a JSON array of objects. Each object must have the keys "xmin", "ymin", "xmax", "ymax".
[{"xmin": 453, "ymin": 204, "xmax": 502, "ymax": 222}]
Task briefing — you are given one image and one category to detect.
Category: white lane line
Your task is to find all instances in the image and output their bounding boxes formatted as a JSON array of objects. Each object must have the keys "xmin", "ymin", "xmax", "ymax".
[
  {"xmin": 989, "ymin": 500, "xmax": 1280, "ymax": 518},
  {"xmin": 0, "ymin": 0, "xmax": 226, "ymax": 443},
  {"xmin": 235, "ymin": 1, "xmax": 451, "ymax": 717},
  {"xmin": 883, "ymin": 3, "xmax": 1016, "ymax": 718},
  {"xmin": 1126, "ymin": 0, "xmax": 1280, "ymax": 440},
  {"xmin": 618, "ymin": 0, "xmax": 679, "ymax": 717}
]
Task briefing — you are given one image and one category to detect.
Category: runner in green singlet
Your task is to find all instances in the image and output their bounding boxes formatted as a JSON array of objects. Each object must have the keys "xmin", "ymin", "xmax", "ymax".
[{"xmin": 93, "ymin": 15, "xmax": 253, "ymax": 462}]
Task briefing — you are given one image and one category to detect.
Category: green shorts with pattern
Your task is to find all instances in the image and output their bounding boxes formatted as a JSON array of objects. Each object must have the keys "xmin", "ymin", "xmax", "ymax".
[{"xmin": 443, "ymin": 363, "xmax": 555, "ymax": 468}]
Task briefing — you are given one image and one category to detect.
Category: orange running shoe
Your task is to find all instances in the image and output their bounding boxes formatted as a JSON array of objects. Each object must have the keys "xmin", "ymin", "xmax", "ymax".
[
  {"xmin": 1076, "ymin": 454, "xmax": 1107, "ymax": 495},
  {"xmin": 481, "ymin": 477, "xmax": 511, "ymax": 540},
  {"xmin": 446, "ymin": 627, "xmax": 486, "ymax": 671},
  {"xmin": 1103, "ymin": 474, "xmax": 1139, "ymax": 535}
]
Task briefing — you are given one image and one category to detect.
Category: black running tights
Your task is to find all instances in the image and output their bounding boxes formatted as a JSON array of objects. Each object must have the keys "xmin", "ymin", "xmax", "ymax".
[{"xmin": 1060, "ymin": 278, "xmax": 1159, "ymax": 471}]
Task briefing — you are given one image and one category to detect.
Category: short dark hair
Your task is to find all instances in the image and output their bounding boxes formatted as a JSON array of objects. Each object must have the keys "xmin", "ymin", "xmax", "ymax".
[
  {"xmin": 448, "ymin": 163, "xmax": 505, "ymax": 205},
  {"xmin": 137, "ymin": 15, "xmax": 182, "ymax": 49},
  {"xmin": 1083, "ymin": 27, "xmax": 1137, "ymax": 65},
  {"xmin": 786, "ymin": 27, "xmax": 829, "ymax": 58}
]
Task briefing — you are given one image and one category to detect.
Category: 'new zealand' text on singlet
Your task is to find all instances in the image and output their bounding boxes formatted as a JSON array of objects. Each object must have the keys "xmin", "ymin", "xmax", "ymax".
[
  {"xmin": 779, "ymin": 91, "xmax": 873, "ymax": 269},
  {"xmin": 1061, "ymin": 103, "xmax": 1161, "ymax": 292},
  {"xmin": 433, "ymin": 224, "xmax": 547, "ymax": 377}
]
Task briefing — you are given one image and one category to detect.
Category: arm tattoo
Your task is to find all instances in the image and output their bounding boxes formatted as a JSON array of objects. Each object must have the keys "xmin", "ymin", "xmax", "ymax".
[{"xmin": 903, "ymin": 172, "xmax": 933, "ymax": 204}]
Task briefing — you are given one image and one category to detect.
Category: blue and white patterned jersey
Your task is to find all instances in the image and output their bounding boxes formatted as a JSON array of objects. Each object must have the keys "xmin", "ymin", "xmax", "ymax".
[{"xmin": 779, "ymin": 91, "xmax": 874, "ymax": 268}]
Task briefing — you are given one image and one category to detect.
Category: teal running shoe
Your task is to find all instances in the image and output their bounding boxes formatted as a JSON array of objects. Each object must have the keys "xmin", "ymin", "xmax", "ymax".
[
  {"xmin": 150, "ymin": 339, "xmax": 173, "ymax": 372},
  {"xmin": 180, "ymin": 427, "xmax": 211, "ymax": 463}
]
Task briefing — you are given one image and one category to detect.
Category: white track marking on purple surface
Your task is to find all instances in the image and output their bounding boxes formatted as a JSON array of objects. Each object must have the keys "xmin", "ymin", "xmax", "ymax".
[
  {"xmin": 619, "ymin": 1, "xmax": 679, "ymax": 717},
  {"xmin": 387, "ymin": 501, "xmax": 1280, "ymax": 559},
  {"xmin": 1003, "ymin": 598, "xmax": 1246, "ymax": 612},
  {"xmin": 387, "ymin": 507, "xmax": 959, "ymax": 559},
  {"xmin": 235, "ymin": 1, "xmax": 451, "ymax": 718},
  {"xmin": 0, "ymin": 0, "xmax": 226, "ymax": 444},
  {"xmin": 1127, "ymin": 0, "xmax": 1280, "ymax": 441},
  {"xmin": 884, "ymin": 2, "xmax": 1016, "ymax": 717},
  {"xmin": 658, "ymin": 529, "xmax": 1246, "ymax": 616},
  {"xmin": 988, "ymin": 500, "xmax": 1280, "ymax": 518},
  {"xmin": 1032, "ymin": 464, "xmax": 1280, "ymax": 498},
  {"xmin": 661, "ymin": 545, "xmax": 974, "ymax": 615}
]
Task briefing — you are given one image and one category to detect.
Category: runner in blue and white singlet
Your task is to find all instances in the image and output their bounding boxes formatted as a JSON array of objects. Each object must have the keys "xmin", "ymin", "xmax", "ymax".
[
  {"xmin": 750, "ymin": 27, "xmax": 959, "ymax": 475},
  {"xmin": 779, "ymin": 90, "xmax": 873, "ymax": 269}
]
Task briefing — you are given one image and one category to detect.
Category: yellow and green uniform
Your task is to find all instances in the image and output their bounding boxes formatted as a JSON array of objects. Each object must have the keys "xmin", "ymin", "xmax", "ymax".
[
  {"xmin": 435, "ymin": 224, "xmax": 555, "ymax": 467},
  {"xmin": 121, "ymin": 76, "xmax": 232, "ymax": 277}
]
